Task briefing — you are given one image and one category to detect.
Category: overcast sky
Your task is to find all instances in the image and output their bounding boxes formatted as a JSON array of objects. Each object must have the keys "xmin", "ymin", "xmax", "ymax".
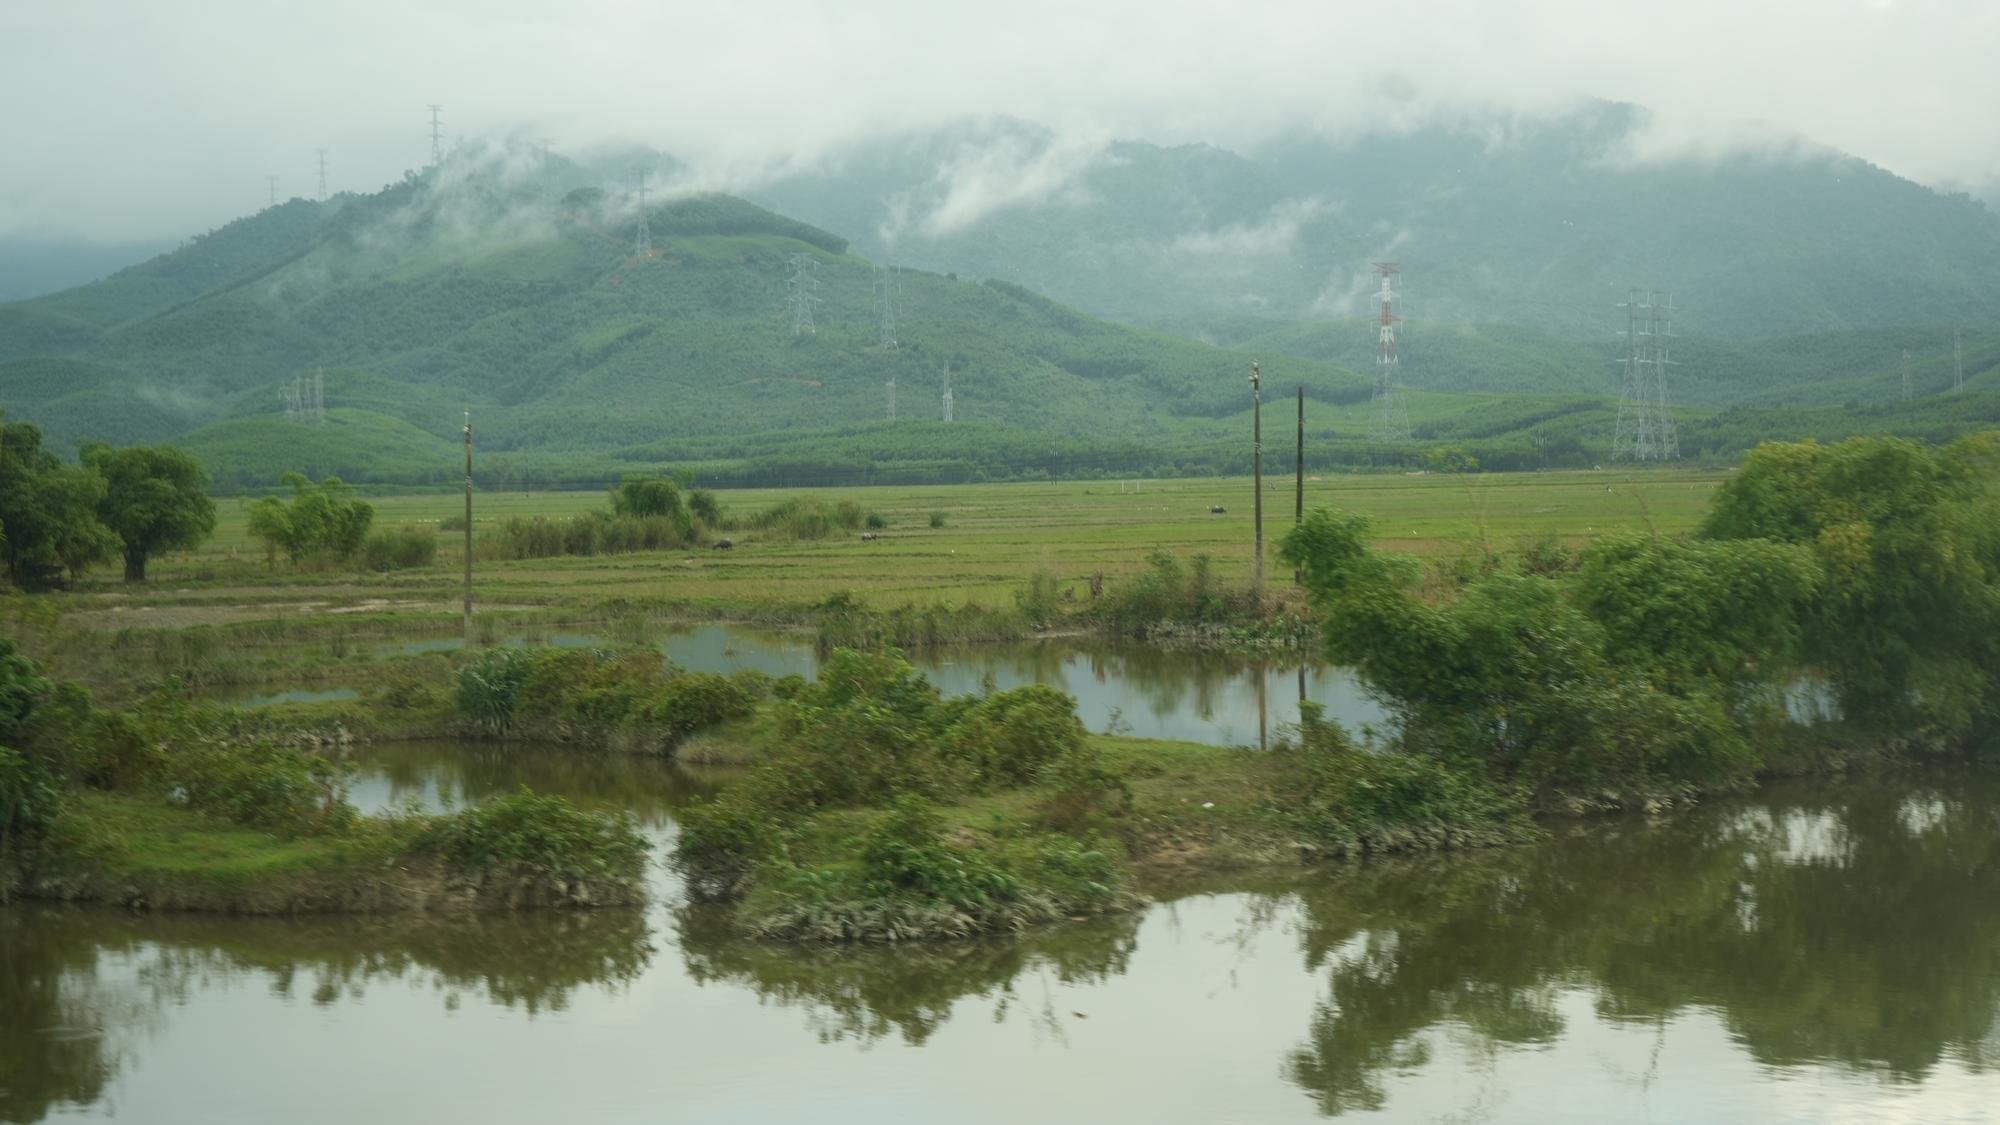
[{"xmin": 3, "ymin": 0, "xmax": 1996, "ymax": 242}]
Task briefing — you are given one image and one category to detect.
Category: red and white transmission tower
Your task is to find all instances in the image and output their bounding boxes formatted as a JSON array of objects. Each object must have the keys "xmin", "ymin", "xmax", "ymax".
[{"xmin": 1371, "ymin": 261, "xmax": 1411, "ymax": 442}]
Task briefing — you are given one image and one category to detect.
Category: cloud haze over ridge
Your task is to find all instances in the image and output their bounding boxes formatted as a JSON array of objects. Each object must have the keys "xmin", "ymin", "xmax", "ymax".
[{"xmin": 1, "ymin": 0, "xmax": 1996, "ymax": 241}]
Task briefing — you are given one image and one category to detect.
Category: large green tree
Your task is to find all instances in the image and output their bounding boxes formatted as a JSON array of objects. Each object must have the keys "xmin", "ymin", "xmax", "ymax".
[
  {"xmin": 80, "ymin": 443, "xmax": 217, "ymax": 582},
  {"xmin": 0, "ymin": 421, "xmax": 117, "ymax": 590}
]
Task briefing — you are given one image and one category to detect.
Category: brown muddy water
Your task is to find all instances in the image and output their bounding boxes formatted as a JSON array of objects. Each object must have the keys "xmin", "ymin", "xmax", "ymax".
[{"xmin": 5, "ymin": 739, "xmax": 1998, "ymax": 1123}]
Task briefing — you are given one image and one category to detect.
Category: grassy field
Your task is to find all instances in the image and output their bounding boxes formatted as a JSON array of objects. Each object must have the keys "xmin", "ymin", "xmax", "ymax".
[{"xmin": 114, "ymin": 467, "xmax": 1725, "ymax": 620}]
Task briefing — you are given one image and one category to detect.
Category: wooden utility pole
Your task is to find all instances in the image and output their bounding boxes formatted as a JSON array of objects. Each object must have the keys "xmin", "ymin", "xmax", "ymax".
[
  {"xmin": 462, "ymin": 411, "xmax": 473, "ymax": 635},
  {"xmin": 1251, "ymin": 361, "xmax": 1263, "ymax": 589}
]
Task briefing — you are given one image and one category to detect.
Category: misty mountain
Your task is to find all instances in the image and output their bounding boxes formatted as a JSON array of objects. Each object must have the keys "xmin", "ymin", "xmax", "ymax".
[
  {"xmin": 749, "ymin": 104, "xmax": 2000, "ymax": 340},
  {"xmin": 0, "ymin": 149, "xmax": 1382, "ymax": 486},
  {"xmin": 2, "ymin": 140, "xmax": 1994, "ymax": 489}
]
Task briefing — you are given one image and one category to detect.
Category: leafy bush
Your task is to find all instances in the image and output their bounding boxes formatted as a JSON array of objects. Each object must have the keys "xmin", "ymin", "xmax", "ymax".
[
  {"xmin": 453, "ymin": 646, "xmax": 751, "ymax": 749},
  {"xmin": 246, "ymin": 472, "xmax": 374, "ymax": 564},
  {"xmin": 942, "ymin": 684, "xmax": 1088, "ymax": 789},
  {"xmin": 1269, "ymin": 703, "xmax": 1527, "ymax": 854},
  {"xmin": 414, "ymin": 788, "xmax": 647, "ymax": 887},
  {"xmin": 929, "ymin": 512, "xmax": 947, "ymax": 529},
  {"xmin": 646, "ymin": 672, "xmax": 759, "ymax": 739},
  {"xmin": 1093, "ymin": 549, "xmax": 1251, "ymax": 632},
  {"xmin": 162, "ymin": 734, "xmax": 357, "ymax": 837},
  {"xmin": 1015, "ymin": 568, "xmax": 1063, "ymax": 629},
  {"xmin": 1285, "ymin": 508, "xmax": 1764, "ymax": 798},
  {"xmin": 482, "ymin": 511, "xmax": 694, "ymax": 560},
  {"xmin": 0, "ymin": 747, "xmax": 64, "ymax": 867},
  {"xmin": 361, "ymin": 525, "xmax": 438, "ymax": 571},
  {"xmin": 749, "ymin": 497, "xmax": 872, "ymax": 540},
  {"xmin": 688, "ymin": 489, "xmax": 723, "ymax": 528}
]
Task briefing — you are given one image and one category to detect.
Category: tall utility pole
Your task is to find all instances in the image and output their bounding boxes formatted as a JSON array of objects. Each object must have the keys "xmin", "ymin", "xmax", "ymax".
[
  {"xmin": 785, "ymin": 253, "xmax": 819, "ymax": 337},
  {"xmin": 632, "ymin": 168, "xmax": 652, "ymax": 257},
  {"xmin": 462, "ymin": 412, "xmax": 473, "ymax": 635},
  {"xmin": 316, "ymin": 149, "xmax": 328, "ymax": 199},
  {"xmin": 266, "ymin": 175, "xmax": 278, "ymax": 208},
  {"xmin": 1611, "ymin": 288, "xmax": 1681, "ymax": 461},
  {"xmin": 1252, "ymin": 360, "xmax": 1264, "ymax": 590},
  {"xmin": 885, "ymin": 375, "xmax": 897, "ymax": 421},
  {"xmin": 941, "ymin": 364, "xmax": 954, "ymax": 422},
  {"xmin": 1903, "ymin": 349, "xmax": 1913, "ymax": 402},
  {"xmin": 1370, "ymin": 262, "xmax": 1411, "ymax": 442},
  {"xmin": 428, "ymin": 104, "xmax": 445, "ymax": 166},
  {"xmin": 1955, "ymin": 331, "xmax": 1965, "ymax": 393}
]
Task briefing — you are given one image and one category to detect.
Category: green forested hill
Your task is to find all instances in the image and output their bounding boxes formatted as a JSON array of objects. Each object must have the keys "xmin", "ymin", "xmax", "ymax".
[
  {"xmin": 0, "ymin": 156, "xmax": 1386, "ymax": 485},
  {"xmin": 3, "ymin": 140, "xmax": 1996, "ymax": 488}
]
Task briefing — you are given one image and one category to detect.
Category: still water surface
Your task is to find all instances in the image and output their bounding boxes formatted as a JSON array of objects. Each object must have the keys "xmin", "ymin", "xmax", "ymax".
[
  {"xmin": 5, "ymin": 740, "xmax": 1998, "ymax": 1123},
  {"xmin": 367, "ymin": 624, "xmax": 1390, "ymax": 746}
]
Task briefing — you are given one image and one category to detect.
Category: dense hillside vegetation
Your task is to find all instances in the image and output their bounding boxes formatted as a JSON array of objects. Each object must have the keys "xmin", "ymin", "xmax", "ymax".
[{"xmin": 1, "ymin": 125, "xmax": 1996, "ymax": 487}]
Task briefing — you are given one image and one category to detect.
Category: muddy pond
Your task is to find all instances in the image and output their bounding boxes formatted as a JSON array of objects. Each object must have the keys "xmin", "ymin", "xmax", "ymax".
[{"xmin": 6, "ymin": 735, "xmax": 1998, "ymax": 1123}]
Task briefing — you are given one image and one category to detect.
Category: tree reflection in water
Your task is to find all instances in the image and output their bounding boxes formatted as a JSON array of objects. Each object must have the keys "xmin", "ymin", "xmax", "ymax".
[
  {"xmin": 1282, "ymin": 776, "xmax": 2000, "ymax": 1115},
  {"xmin": 0, "ymin": 906, "xmax": 654, "ymax": 1124},
  {"xmin": 676, "ymin": 904, "xmax": 1143, "ymax": 1046}
]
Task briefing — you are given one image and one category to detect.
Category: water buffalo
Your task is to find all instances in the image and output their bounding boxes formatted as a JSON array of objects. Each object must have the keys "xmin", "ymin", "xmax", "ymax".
[
  {"xmin": 1209, "ymin": 505, "xmax": 1227, "ymax": 514},
  {"xmin": 712, "ymin": 538, "xmax": 733, "ymax": 550}
]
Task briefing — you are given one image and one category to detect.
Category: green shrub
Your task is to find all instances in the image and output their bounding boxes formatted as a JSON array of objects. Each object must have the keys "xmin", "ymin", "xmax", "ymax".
[
  {"xmin": 162, "ymin": 735, "xmax": 357, "ymax": 837},
  {"xmin": 1270, "ymin": 703, "xmax": 1527, "ymax": 853},
  {"xmin": 943, "ymin": 684, "xmax": 1088, "ymax": 789},
  {"xmin": 0, "ymin": 746, "xmax": 64, "ymax": 867},
  {"xmin": 245, "ymin": 473, "xmax": 374, "ymax": 564},
  {"xmin": 361, "ymin": 525, "xmax": 438, "ymax": 571},
  {"xmin": 856, "ymin": 796, "xmax": 1019, "ymax": 906},
  {"xmin": 646, "ymin": 672, "xmax": 758, "ymax": 739},
  {"xmin": 1015, "ymin": 569, "xmax": 1063, "ymax": 629},
  {"xmin": 415, "ymin": 788, "xmax": 647, "ymax": 886},
  {"xmin": 749, "ymin": 497, "xmax": 870, "ymax": 540},
  {"xmin": 928, "ymin": 512, "xmax": 947, "ymax": 529},
  {"xmin": 483, "ymin": 511, "xmax": 694, "ymax": 560},
  {"xmin": 865, "ymin": 512, "xmax": 888, "ymax": 530}
]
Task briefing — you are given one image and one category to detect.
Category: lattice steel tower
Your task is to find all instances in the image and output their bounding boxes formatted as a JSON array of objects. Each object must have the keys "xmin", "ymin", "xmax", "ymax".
[
  {"xmin": 941, "ymin": 365, "xmax": 954, "ymax": 422},
  {"xmin": 785, "ymin": 253, "xmax": 819, "ymax": 337},
  {"xmin": 874, "ymin": 264, "xmax": 899, "ymax": 349},
  {"xmin": 1611, "ymin": 289, "xmax": 1680, "ymax": 462},
  {"xmin": 632, "ymin": 168, "xmax": 652, "ymax": 258},
  {"xmin": 427, "ymin": 105, "xmax": 445, "ymax": 166},
  {"xmin": 1370, "ymin": 262, "xmax": 1411, "ymax": 442}
]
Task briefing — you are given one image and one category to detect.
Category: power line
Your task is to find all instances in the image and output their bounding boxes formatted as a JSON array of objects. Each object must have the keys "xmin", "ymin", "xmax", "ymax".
[
  {"xmin": 1955, "ymin": 331, "xmax": 1965, "ymax": 394},
  {"xmin": 1903, "ymin": 348, "xmax": 1913, "ymax": 402}
]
